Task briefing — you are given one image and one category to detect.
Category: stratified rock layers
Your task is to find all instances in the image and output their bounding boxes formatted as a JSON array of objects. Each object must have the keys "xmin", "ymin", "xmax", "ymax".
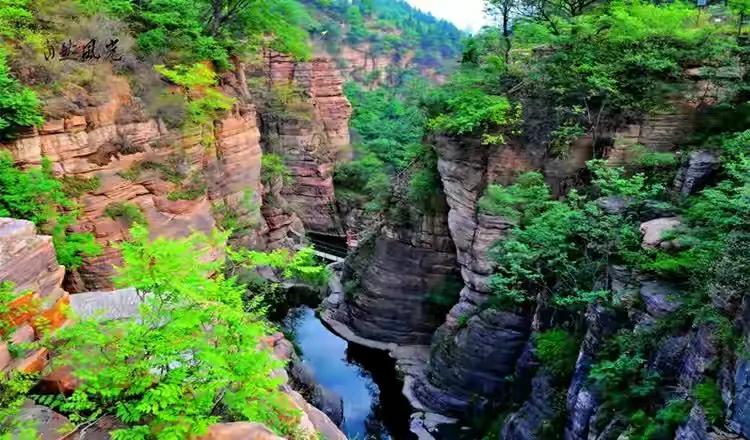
[
  {"xmin": 334, "ymin": 213, "xmax": 458, "ymax": 345},
  {"xmin": 267, "ymin": 54, "xmax": 352, "ymax": 235},
  {"xmin": 410, "ymin": 137, "xmax": 534, "ymax": 416}
]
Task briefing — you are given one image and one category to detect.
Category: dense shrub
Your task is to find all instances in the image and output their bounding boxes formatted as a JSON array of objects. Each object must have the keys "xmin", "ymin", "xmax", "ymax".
[
  {"xmin": 104, "ymin": 202, "xmax": 147, "ymax": 226},
  {"xmin": 45, "ymin": 225, "xmax": 312, "ymax": 438},
  {"xmin": 535, "ymin": 329, "xmax": 579, "ymax": 380},
  {"xmin": 0, "ymin": 48, "xmax": 43, "ymax": 139},
  {"xmin": 0, "ymin": 151, "xmax": 100, "ymax": 269},
  {"xmin": 261, "ymin": 153, "xmax": 292, "ymax": 186}
]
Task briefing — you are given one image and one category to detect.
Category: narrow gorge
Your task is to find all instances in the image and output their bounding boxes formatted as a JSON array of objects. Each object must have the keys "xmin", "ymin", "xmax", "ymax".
[{"xmin": 1, "ymin": 1, "xmax": 750, "ymax": 440}]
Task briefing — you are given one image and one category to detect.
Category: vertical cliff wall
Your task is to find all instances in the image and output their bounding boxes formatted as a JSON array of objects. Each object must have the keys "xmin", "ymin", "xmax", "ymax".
[
  {"xmin": 329, "ymin": 211, "xmax": 458, "ymax": 345},
  {"xmin": 409, "ymin": 138, "xmax": 537, "ymax": 416},
  {"xmin": 1, "ymin": 76, "xmax": 271, "ymax": 291},
  {"xmin": 265, "ymin": 53, "xmax": 352, "ymax": 236}
]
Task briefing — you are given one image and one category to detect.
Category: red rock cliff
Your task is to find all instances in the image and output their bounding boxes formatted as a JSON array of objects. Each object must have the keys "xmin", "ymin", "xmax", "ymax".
[
  {"xmin": 265, "ymin": 53, "xmax": 352, "ymax": 236},
  {"xmin": 1, "ymin": 76, "xmax": 270, "ymax": 291}
]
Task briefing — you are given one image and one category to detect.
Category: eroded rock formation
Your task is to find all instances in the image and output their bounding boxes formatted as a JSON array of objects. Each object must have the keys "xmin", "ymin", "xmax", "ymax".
[
  {"xmin": 1, "ymin": 55, "xmax": 354, "ymax": 290},
  {"xmin": 0, "ymin": 218, "xmax": 69, "ymax": 374},
  {"xmin": 264, "ymin": 53, "xmax": 352, "ymax": 236},
  {"xmin": 331, "ymin": 212, "xmax": 458, "ymax": 345}
]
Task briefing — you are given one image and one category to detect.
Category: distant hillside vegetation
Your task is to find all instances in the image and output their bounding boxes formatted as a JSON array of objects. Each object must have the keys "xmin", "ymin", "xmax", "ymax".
[{"xmin": 302, "ymin": 0, "xmax": 465, "ymax": 85}]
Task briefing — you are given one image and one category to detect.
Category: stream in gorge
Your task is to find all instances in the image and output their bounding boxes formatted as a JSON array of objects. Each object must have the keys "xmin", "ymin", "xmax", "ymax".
[{"xmin": 283, "ymin": 306, "xmax": 416, "ymax": 440}]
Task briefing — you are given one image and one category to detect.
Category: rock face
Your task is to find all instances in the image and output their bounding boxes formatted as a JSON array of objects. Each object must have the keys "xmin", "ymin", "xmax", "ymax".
[
  {"xmin": 406, "ymin": 138, "xmax": 534, "ymax": 417},
  {"xmin": 332, "ymin": 212, "xmax": 459, "ymax": 345},
  {"xmin": 730, "ymin": 360, "xmax": 750, "ymax": 437},
  {"xmin": 674, "ymin": 150, "xmax": 721, "ymax": 195},
  {"xmin": 0, "ymin": 76, "xmax": 273, "ymax": 291},
  {"xmin": 608, "ymin": 100, "xmax": 698, "ymax": 166},
  {"xmin": 1, "ymin": 56, "xmax": 355, "ymax": 289},
  {"xmin": 265, "ymin": 53, "xmax": 352, "ymax": 236},
  {"xmin": 17, "ymin": 403, "xmax": 73, "ymax": 440},
  {"xmin": 416, "ymin": 308, "xmax": 530, "ymax": 416},
  {"xmin": 501, "ymin": 373, "xmax": 557, "ymax": 440},
  {"xmin": 564, "ymin": 303, "xmax": 621, "ymax": 440},
  {"xmin": 0, "ymin": 218, "xmax": 70, "ymax": 374}
]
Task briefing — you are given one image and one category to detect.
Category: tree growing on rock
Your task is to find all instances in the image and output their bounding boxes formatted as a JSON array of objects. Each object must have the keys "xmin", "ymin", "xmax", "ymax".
[{"xmin": 45, "ymin": 225, "xmax": 306, "ymax": 439}]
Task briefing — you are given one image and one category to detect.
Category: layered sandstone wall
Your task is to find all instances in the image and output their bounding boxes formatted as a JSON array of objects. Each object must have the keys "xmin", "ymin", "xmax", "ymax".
[
  {"xmin": 0, "ymin": 218, "xmax": 70, "ymax": 374},
  {"xmin": 265, "ymin": 53, "xmax": 352, "ymax": 236},
  {"xmin": 0, "ymin": 55, "xmax": 357, "ymax": 290},
  {"xmin": 330, "ymin": 212, "xmax": 458, "ymax": 345}
]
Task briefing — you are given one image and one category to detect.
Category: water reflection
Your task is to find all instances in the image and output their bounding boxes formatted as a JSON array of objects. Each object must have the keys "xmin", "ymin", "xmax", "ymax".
[{"xmin": 283, "ymin": 307, "xmax": 414, "ymax": 439}]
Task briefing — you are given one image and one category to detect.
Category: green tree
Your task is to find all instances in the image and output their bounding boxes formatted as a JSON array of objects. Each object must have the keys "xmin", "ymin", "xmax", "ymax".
[
  {"xmin": 0, "ymin": 152, "xmax": 100, "ymax": 269},
  {"xmin": 0, "ymin": 48, "xmax": 43, "ymax": 139},
  {"xmin": 131, "ymin": 0, "xmax": 312, "ymax": 66},
  {"xmin": 49, "ymin": 225, "xmax": 302, "ymax": 438}
]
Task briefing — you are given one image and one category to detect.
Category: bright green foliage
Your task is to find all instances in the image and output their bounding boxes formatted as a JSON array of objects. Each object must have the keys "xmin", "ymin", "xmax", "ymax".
[
  {"xmin": 0, "ymin": 0, "xmax": 43, "ymax": 47},
  {"xmin": 123, "ymin": 0, "xmax": 312, "ymax": 66},
  {"xmin": 104, "ymin": 202, "xmax": 148, "ymax": 226},
  {"xmin": 482, "ymin": 169, "xmax": 642, "ymax": 309},
  {"xmin": 345, "ymin": 81, "xmax": 426, "ymax": 170},
  {"xmin": 0, "ymin": 48, "xmax": 43, "ymax": 139},
  {"xmin": 520, "ymin": 0, "xmax": 734, "ymax": 147},
  {"xmin": 334, "ymin": 154, "xmax": 391, "ymax": 212},
  {"xmin": 305, "ymin": 0, "xmax": 463, "ymax": 71},
  {"xmin": 478, "ymin": 172, "xmax": 552, "ymax": 224},
  {"xmin": 155, "ymin": 64, "xmax": 234, "ymax": 142},
  {"xmin": 61, "ymin": 175, "xmax": 101, "ymax": 198},
  {"xmin": 0, "ymin": 281, "xmax": 20, "ymax": 336},
  {"xmin": 120, "ymin": 159, "xmax": 186, "ymax": 184},
  {"xmin": 729, "ymin": 0, "xmax": 750, "ymax": 35},
  {"xmin": 535, "ymin": 329, "xmax": 579, "ymax": 380},
  {"xmin": 589, "ymin": 353, "xmax": 660, "ymax": 411},
  {"xmin": 0, "ymin": 371, "xmax": 37, "ymax": 439},
  {"xmin": 340, "ymin": 78, "xmax": 444, "ymax": 216},
  {"xmin": 49, "ymin": 225, "xmax": 300, "ymax": 438},
  {"xmin": 0, "ymin": 151, "xmax": 101, "ymax": 269},
  {"xmin": 212, "ymin": 189, "xmax": 261, "ymax": 234},
  {"xmin": 76, "ymin": 0, "xmax": 133, "ymax": 16},
  {"xmin": 693, "ymin": 379, "xmax": 724, "ymax": 425},
  {"xmin": 261, "ymin": 154, "xmax": 292, "ymax": 185},
  {"xmin": 230, "ymin": 246, "xmax": 330, "ymax": 288},
  {"xmin": 642, "ymin": 131, "xmax": 750, "ymax": 278},
  {"xmin": 426, "ymin": 69, "xmax": 520, "ymax": 145},
  {"xmin": 630, "ymin": 400, "xmax": 691, "ymax": 440},
  {"xmin": 408, "ymin": 149, "xmax": 444, "ymax": 213},
  {"xmin": 345, "ymin": 5, "xmax": 368, "ymax": 43},
  {"xmin": 167, "ymin": 171, "xmax": 207, "ymax": 201},
  {"xmin": 456, "ymin": 0, "xmax": 736, "ymax": 154},
  {"xmin": 588, "ymin": 159, "xmax": 664, "ymax": 202}
]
